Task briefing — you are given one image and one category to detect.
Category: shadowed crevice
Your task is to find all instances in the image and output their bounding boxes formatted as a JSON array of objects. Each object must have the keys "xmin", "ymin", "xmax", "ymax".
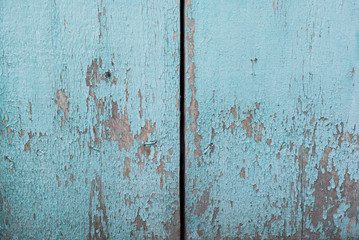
[{"xmin": 179, "ymin": 0, "xmax": 186, "ymax": 239}]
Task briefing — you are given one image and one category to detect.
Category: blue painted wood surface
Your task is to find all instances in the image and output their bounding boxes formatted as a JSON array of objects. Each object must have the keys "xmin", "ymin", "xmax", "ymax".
[
  {"xmin": 0, "ymin": 0, "xmax": 180, "ymax": 239},
  {"xmin": 2, "ymin": 0, "xmax": 359, "ymax": 239},
  {"xmin": 185, "ymin": 0, "xmax": 359, "ymax": 239}
]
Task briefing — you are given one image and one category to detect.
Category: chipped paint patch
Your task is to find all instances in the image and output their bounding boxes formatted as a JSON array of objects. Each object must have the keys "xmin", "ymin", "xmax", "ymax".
[
  {"xmin": 123, "ymin": 157, "xmax": 131, "ymax": 180},
  {"xmin": 55, "ymin": 89, "xmax": 69, "ymax": 124},
  {"xmin": 104, "ymin": 102, "xmax": 133, "ymax": 151}
]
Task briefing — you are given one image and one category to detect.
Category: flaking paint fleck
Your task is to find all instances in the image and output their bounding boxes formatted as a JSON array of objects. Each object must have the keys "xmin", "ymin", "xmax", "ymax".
[
  {"xmin": 123, "ymin": 157, "xmax": 131, "ymax": 180},
  {"xmin": 188, "ymin": 63, "xmax": 202, "ymax": 158},
  {"xmin": 164, "ymin": 208, "xmax": 180, "ymax": 240},
  {"xmin": 104, "ymin": 102, "xmax": 133, "ymax": 151},
  {"xmin": 156, "ymin": 160, "xmax": 166, "ymax": 190},
  {"xmin": 254, "ymin": 123, "xmax": 264, "ymax": 142},
  {"xmin": 194, "ymin": 185, "xmax": 211, "ymax": 217},
  {"xmin": 240, "ymin": 167, "xmax": 245, "ymax": 179},
  {"xmin": 138, "ymin": 89, "xmax": 143, "ymax": 118},
  {"xmin": 88, "ymin": 176, "xmax": 109, "ymax": 240},
  {"xmin": 55, "ymin": 89, "xmax": 69, "ymax": 121},
  {"xmin": 132, "ymin": 209, "xmax": 148, "ymax": 231},
  {"xmin": 241, "ymin": 113, "xmax": 253, "ymax": 137},
  {"xmin": 186, "ymin": 15, "xmax": 202, "ymax": 159}
]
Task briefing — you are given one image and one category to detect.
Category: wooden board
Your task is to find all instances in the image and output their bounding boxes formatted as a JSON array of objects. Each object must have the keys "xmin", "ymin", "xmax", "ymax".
[
  {"xmin": 0, "ymin": 0, "xmax": 180, "ymax": 239},
  {"xmin": 185, "ymin": 0, "xmax": 359, "ymax": 238}
]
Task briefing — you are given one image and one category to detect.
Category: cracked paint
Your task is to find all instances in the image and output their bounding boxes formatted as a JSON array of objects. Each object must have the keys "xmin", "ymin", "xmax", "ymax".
[
  {"xmin": 185, "ymin": 0, "xmax": 359, "ymax": 239},
  {"xmin": 0, "ymin": 0, "xmax": 180, "ymax": 239}
]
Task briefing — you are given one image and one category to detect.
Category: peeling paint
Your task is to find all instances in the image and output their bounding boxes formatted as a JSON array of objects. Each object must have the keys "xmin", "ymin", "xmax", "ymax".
[
  {"xmin": 88, "ymin": 176, "xmax": 109, "ymax": 240},
  {"xmin": 55, "ymin": 89, "xmax": 69, "ymax": 122},
  {"xmin": 123, "ymin": 157, "xmax": 131, "ymax": 180},
  {"xmin": 185, "ymin": 1, "xmax": 359, "ymax": 238},
  {"xmin": 0, "ymin": 1, "xmax": 180, "ymax": 238},
  {"xmin": 132, "ymin": 209, "xmax": 148, "ymax": 231},
  {"xmin": 194, "ymin": 185, "xmax": 211, "ymax": 217},
  {"xmin": 104, "ymin": 102, "xmax": 133, "ymax": 151}
]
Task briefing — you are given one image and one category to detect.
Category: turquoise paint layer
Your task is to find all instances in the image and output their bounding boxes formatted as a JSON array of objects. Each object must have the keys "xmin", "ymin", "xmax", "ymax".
[
  {"xmin": 185, "ymin": 0, "xmax": 359, "ymax": 238},
  {"xmin": 0, "ymin": 0, "xmax": 180, "ymax": 239}
]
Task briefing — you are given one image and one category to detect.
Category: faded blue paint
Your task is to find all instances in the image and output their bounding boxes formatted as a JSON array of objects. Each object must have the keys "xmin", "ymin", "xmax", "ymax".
[
  {"xmin": 0, "ymin": 0, "xmax": 180, "ymax": 239},
  {"xmin": 185, "ymin": 0, "xmax": 359, "ymax": 239},
  {"xmin": 2, "ymin": 0, "xmax": 359, "ymax": 239}
]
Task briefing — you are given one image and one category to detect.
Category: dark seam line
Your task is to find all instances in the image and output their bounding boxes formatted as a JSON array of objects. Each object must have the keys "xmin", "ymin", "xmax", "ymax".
[{"xmin": 179, "ymin": 0, "xmax": 186, "ymax": 239}]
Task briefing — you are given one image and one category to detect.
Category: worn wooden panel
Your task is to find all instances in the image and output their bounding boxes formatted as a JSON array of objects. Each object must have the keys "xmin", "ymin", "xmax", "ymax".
[
  {"xmin": 185, "ymin": 0, "xmax": 359, "ymax": 238},
  {"xmin": 0, "ymin": 1, "xmax": 180, "ymax": 239}
]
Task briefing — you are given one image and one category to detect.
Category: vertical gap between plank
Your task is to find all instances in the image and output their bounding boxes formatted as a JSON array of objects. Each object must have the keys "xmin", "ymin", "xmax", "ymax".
[{"xmin": 179, "ymin": 0, "xmax": 186, "ymax": 239}]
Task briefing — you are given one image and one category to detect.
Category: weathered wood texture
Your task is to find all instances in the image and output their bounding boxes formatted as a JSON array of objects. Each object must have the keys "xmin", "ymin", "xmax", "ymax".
[
  {"xmin": 185, "ymin": 0, "xmax": 359, "ymax": 239},
  {"xmin": 0, "ymin": 1, "xmax": 180, "ymax": 239}
]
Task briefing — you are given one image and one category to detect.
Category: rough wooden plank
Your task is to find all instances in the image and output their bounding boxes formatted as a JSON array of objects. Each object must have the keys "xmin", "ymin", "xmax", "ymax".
[
  {"xmin": 0, "ymin": 1, "xmax": 180, "ymax": 239},
  {"xmin": 185, "ymin": 0, "xmax": 359, "ymax": 238}
]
